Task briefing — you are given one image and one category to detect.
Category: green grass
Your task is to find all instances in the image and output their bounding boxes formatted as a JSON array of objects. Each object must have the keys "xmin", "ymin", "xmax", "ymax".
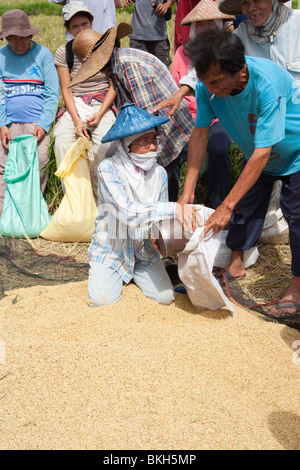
[
  {"xmin": 0, "ymin": 1, "xmax": 62, "ymax": 16},
  {"xmin": 179, "ymin": 143, "xmax": 244, "ymax": 206},
  {"xmin": 44, "ymin": 132, "xmax": 63, "ymax": 214}
]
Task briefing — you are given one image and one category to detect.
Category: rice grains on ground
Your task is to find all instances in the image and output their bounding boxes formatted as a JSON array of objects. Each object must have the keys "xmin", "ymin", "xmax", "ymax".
[{"xmin": 0, "ymin": 280, "xmax": 299, "ymax": 450}]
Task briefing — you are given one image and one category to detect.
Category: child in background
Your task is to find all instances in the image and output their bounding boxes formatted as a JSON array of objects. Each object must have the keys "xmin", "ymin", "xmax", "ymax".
[{"xmin": 122, "ymin": 0, "xmax": 177, "ymax": 67}]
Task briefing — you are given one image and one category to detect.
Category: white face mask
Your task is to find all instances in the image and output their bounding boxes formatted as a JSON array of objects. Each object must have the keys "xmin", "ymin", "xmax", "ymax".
[
  {"xmin": 189, "ymin": 22, "xmax": 197, "ymax": 41},
  {"xmin": 189, "ymin": 20, "xmax": 224, "ymax": 41},
  {"xmin": 129, "ymin": 151, "xmax": 158, "ymax": 172}
]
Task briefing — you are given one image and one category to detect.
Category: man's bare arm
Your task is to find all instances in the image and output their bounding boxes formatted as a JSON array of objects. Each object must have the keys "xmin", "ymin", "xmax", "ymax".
[{"xmin": 204, "ymin": 146, "xmax": 272, "ymax": 234}]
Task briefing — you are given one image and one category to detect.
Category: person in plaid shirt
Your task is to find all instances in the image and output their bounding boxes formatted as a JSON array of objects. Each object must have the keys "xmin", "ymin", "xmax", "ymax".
[{"xmin": 69, "ymin": 23, "xmax": 194, "ymax": 201}]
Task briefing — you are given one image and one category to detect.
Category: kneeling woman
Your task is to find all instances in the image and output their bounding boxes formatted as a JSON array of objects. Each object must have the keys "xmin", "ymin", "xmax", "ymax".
[{"xmin": 88, "ymin": 103, "xmax": 187, "ymax": 307}]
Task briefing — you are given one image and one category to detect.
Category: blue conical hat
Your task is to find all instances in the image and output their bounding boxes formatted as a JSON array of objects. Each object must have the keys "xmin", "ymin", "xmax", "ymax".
[{"xmin": 101, "ymin": 103, "xmax": 169, "ymax": 143}]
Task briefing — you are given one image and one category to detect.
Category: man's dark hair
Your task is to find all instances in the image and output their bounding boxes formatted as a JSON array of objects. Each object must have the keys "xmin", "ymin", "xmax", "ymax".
[
  {"xmin": 185, "ymin": 29, "xmax": 246, "ymax": 78},
  {"xmin": 64, "ymin": 11, "xmax": 93, "ymax": 29}
]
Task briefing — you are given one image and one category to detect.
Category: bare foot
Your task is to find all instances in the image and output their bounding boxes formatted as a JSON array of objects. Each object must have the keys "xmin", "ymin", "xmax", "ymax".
[
  {"xmin": 268, "ymin": 276, "xmax": 300, "ymax": 317},
  {"xmin": 226, "ymin": 250, "xmax": 246, "ymax": 278}
]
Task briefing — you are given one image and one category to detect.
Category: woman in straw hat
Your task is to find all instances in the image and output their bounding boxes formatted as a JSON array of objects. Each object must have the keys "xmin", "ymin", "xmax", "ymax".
[
  {"xmin": 172, "ymin": 0, "xmax": 235, "ymax": 120},
  {"xmin": 174, "ymin": 0, "xmax": 200, "ymax": 52},
  {"xmin": 87, "ymin": 103, "xmax": 201, "ymax": 307},
  {"xmin": 152, "ymin": 0, "xmax": 235, "ymax": 117},
  {"xmin": 218, "ymin": 0, "xmax": 300, "ymax": 88},
  {"xmin": 53, "ymin": 1, "xmax": 118, "ymax": 200},
  {"xmin": 69, "ymin": 23, "xmax": 194, "ymax": 202},
  {"xmin": 154, "ymin": 0, "xmax": 300, "ymax": 115},
  {"xmin": 0, "ymin": 9, "xmax": 59, "ymax": 217}
]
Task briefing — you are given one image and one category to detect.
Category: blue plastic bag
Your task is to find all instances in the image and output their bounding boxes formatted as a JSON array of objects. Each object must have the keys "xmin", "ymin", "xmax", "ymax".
[{"xmin": 0, "ymin": 134, "xmax": 50, "ymax": 238}]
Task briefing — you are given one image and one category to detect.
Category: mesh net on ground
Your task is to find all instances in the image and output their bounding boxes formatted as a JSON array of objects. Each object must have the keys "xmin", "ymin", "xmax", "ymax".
[{"xmin": 0, "ymin": 237, "xmax": 89, "ymax": 301}]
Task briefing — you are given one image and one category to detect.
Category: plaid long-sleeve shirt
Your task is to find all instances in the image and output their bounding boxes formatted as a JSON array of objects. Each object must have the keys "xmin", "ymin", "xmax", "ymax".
[
  {"xmin": 110, "ymin": 48, "xmax": 194, "ymax": 168},
  {"xmin": 88, "ymin": 157, "xmax": 176, "ymax": 283}
]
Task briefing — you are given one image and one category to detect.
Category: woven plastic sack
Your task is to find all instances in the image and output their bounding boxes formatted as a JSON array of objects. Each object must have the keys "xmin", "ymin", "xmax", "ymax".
[
  {"xmin": 40, "ymin": 137, "xmax": 97, "ymax": 242},
  {"xmin": 0, "ymin": 134, "xmax": 50, "ymax": 238},
  {"xmin": 259, "ymin": 181, "xmax": 289, "ymax": 245},
  {"xmin": 177, "ymin": 207, "xmax": 235, "ymax": 316},
  {"xmin": 214, "ymin": 230, "xmax": 259, "ymax": 269}
]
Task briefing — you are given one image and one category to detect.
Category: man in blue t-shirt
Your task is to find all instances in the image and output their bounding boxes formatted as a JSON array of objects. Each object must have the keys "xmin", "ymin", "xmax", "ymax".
[{"xmin": 179, "ymin": 28, "xmax": 300, "ymax": 320}]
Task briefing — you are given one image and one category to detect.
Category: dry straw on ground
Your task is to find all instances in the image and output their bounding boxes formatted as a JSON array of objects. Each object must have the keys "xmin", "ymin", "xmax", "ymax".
[
  {"xmin": 28, "ymin": 237, "xmax": 292, "ymax": 304},
  {"xmin": 239, "ymin": 243, "xmax": 291, "ymax": 303},
  {"xmin": 26, "ymin": 236, "xmax": 90, "ymax": 264}
]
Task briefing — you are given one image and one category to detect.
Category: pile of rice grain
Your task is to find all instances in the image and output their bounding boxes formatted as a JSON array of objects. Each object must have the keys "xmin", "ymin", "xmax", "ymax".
[{"xmin": 0, "ymin": 280, "xmax": 300, "ymax": 450}]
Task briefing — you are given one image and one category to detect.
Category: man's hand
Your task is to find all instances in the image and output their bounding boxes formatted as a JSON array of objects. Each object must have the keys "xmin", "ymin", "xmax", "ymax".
[
  {"xmin": 152, "ymin": 86, "xmax": 190, "ymax": 117},
  {"xmin": 0, "ymin": 126, "xmax": 12, "ymax": 149},
  {"xmin": 122, "ymin": 0, "xmax": 135, "ymax": 7},
  {"xmin": 204, "ymin": 204, "xmax": 233, "ymax": 236},
  {"xmin": 153, "ymin": 0, "xmax": 171, "ymax": 15},
  {"xmin": 32, "ymin": 126, "xmax": 46, "ymax": 142},
  {"xmin": 152, "ymin": 96, "xmax": 181, "ymax": 117}
]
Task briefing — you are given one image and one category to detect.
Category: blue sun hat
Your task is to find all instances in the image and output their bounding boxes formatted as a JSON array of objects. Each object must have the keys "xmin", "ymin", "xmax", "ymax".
[{"xmin": 101, "ymin": 103, "xmax": 169, "ymax": 143}]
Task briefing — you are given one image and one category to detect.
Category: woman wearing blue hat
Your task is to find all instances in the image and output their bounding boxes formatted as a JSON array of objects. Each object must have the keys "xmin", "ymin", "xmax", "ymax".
[{"xmin": 87, "ymin": 103, "xmax": 200, "ymax": 307}]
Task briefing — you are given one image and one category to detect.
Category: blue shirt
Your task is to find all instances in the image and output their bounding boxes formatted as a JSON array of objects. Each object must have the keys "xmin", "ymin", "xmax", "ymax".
[
  {"xmin": 195, "ymin": 56, "xmax": 300, "ymax": 176},
  {"xmin": 0, "ymin": 42, "xmax": 59, "ymax": 132}
]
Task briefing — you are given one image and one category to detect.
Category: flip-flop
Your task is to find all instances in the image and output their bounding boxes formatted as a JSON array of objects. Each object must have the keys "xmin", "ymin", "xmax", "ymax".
[
  {"xmin": 264, "ymin": 301, "xmax": 300, "ymax": 321},
  {"xmin": 212, "ymin": 269, "xmax": 300, "ymax": 331},
  {"xmin": 213, "ymin": 268, "xmax": 267, "ymax": 316},
  {"xmin": 213, "ymin": 268, "xmax": 246, "ymax": 286}
]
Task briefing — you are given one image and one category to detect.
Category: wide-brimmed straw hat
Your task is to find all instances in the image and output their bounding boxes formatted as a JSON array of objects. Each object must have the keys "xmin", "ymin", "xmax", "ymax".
[
  {"xmin": 68, "ymin": 23, "xmax": 133, "ymax": 88},
  {"xmin": 101, "ymin": 103, "xmax": 169, "ymax": 143},
  {"xmin": 181, "ymin": 0, "xmax": 235, "ymax": 25},
  {"xmin": 218, "ymin": 0, "xmax": 288, "ymax": 16},
  {"xmin": 0, "ymin": 9, "xmax": 39, "ymax": 39}
]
